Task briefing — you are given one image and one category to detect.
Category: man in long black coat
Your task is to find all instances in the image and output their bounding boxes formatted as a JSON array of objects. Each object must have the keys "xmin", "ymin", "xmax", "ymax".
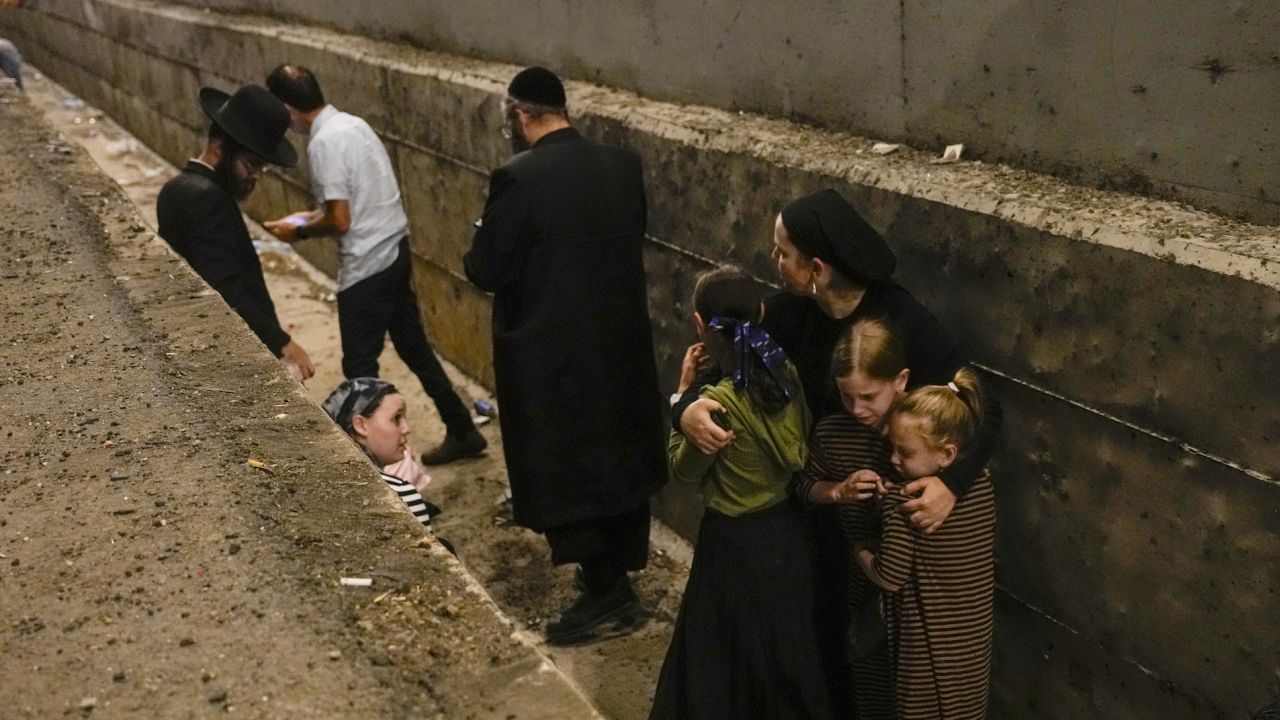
[
  {"xmin": 156, "ymin": 84, "xmax": 314, "ymax": 379},
  {"xmin": 464, "ymin": 67, "xmax": 665, "ymax": 645}
]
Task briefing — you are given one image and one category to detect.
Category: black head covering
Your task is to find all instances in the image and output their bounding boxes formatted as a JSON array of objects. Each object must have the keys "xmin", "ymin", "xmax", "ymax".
[
  {"xmin": 198, "ymin": 84, "xmax": 298, "ymax": 167},
  {"xmin": 780, "ymin": 189, "xmax": 896, "ymax": 285},
  {"xmin": 508, "ymin": 66, "xmax": 566, "ymax": 107},
  {"xmin": 322, "ymin": 377, "xmax": 398, "ymax": 434}
]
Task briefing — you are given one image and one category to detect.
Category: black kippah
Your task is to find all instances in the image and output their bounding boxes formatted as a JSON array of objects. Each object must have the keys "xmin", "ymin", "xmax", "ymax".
[{"xmin": 508, "ymin": 66, "xmax": 566, "ymax": 107}]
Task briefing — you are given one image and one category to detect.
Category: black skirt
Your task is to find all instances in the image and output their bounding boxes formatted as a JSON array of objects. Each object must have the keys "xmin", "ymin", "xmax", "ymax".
[{"xmin": 649, "ymin": 502, "xmax": 834, "ymax": 720}]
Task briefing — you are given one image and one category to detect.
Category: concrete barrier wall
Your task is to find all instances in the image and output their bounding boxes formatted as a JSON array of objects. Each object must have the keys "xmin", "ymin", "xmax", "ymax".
[
  {"xmin": 3, "ymin": 1, "xmax": 1278, "ymax": 716},
  {"xmin": 160, "ymin": 0, "xmax": 1280, "ymax": 227}
]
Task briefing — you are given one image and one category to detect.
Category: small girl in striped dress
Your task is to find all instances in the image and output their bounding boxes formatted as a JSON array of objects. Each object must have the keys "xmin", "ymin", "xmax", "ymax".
[{"xmin": 856, "ymin": 367, "xmax": 996, "ymax": 720}]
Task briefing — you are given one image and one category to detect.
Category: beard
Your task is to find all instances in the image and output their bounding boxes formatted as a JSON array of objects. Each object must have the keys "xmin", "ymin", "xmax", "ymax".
[
  {"xmin": 509, "ymin": 127, "xmax": 531, "ymax": 154},
  {"xmin": 213, "ymin": 149, "xmax": 257, "ymax": 202}
]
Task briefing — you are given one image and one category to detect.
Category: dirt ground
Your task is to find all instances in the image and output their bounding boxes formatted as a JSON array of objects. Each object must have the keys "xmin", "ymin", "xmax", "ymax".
[{"xmin": 2, "ymin": 70, "xmax": 691, "ymax": 718}]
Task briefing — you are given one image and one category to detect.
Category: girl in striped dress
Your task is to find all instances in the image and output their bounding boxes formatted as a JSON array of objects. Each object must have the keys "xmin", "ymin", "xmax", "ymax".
[
  {"xmin": 794, "ymin": 319, "xmax": 902, "ymax": 719},
  {"xmin": 855, "ymin": 366, "xmax": 995, "ymax": 720}
]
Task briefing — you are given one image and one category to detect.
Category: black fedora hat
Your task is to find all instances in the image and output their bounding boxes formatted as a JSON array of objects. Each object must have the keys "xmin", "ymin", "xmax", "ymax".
[{"xmin": 198, "ymin": 85, "xmax": 297, "ymax": 168}]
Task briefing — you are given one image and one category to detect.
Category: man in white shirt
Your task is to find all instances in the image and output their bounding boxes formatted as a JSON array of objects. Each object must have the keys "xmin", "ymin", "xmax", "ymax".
[{"xmin": 264, "ymin": 65, "xmax": 485, "ymax": 465}]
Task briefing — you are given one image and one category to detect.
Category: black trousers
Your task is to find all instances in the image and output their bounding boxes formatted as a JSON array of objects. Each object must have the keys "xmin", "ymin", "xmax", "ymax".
[
  {"xmin": 544, "ymin": 503, "xmax": 650, "ymax": 593},
  {"xmin": 336, "ymin": 238, "xmax": 473, "ymax": 437}
]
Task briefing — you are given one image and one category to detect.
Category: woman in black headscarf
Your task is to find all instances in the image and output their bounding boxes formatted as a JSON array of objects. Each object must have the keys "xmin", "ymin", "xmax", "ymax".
[{"xmin": 671, "ymin": 189, "xmax": 1002, "ymax": 715}]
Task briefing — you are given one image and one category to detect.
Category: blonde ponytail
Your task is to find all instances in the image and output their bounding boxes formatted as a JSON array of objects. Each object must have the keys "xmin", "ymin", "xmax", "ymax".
[{"xmin": 893, "ymin": 367, "xmax": 984, "ymax": 451}]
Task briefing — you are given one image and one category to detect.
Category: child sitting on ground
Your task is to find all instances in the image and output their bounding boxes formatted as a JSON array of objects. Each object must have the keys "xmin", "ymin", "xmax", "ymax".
[{"xmin": 322, "ymin": 377, "xmax": 441, "ymax": 533}]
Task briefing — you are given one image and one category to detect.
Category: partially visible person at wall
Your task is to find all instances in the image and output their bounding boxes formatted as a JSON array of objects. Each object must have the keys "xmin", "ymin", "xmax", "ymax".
[
  {"xmin": 463, "ymin": 66, "xmax": 666, "ymax": 645},
  {"xmin": 156, "ymin": 84, "xmax": 315, "ymax": 381},
  {"xmin": 264, "ymin": 64, "xmax": 486, "ymax": 466},
  {"xmin": 0, "ymin": 38, "xmax": 22, "ymax": 90},
  {"xmin": 323, "ymin": 377, "xmax": 445, "ymax": 539},
  {"xmin": 648, "ymin": 265, "xmax": 833, "ymax": 720},
  {"xmin": 854, "ymin": 356, "xmax": 997, "ymax": 720}
]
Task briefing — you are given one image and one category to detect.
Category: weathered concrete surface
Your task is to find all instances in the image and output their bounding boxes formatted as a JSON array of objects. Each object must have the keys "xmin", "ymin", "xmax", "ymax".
[
  {"xmin": 986, "ymin": 376, "xmax": 1280, "ymax": 712},
  {"xmin": 162, "ymin": 0, "xmax": 1280, "ymax": 225},
  {"xmin": 3, "ymin": 1, "xmax": 1279, "ymax": 716},
  {"xmin": 0, "ymin": 83, "xmax": 602, "ymax": 719}
]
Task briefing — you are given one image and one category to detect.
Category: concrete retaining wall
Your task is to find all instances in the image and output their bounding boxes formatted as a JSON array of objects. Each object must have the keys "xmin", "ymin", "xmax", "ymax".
[
  {"xmin": 3, "ymin": 1, "xmax": 1278, "ymax": 716},
  {"xmin": 164, "ymin": 0, "xmax": 1280, "ymax": 226}
]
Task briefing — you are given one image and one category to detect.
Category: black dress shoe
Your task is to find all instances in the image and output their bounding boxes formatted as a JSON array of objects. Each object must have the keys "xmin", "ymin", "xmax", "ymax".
[
  {"xmin": 545, "ymin": 579, "xmax": 644, "ymax": 646},
  {"xmin": 421, "ymin": 429, "xmax": 487, "ymax": 465}
]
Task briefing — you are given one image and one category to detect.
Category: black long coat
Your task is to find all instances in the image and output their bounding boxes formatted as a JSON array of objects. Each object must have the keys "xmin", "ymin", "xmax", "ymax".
[
  {"xmin": 464, "ymin": 128, "xmax": 666, "ymax": 532},
  {"xmin": 156, "ymin": 161, "xmax": 291, "ymax": 356}
]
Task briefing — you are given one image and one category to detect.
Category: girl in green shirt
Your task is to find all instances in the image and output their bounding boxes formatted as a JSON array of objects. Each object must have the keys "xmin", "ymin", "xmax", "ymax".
[{"xmin": 649, "ymin": 265, "xmax": 833, "ymax": 720}]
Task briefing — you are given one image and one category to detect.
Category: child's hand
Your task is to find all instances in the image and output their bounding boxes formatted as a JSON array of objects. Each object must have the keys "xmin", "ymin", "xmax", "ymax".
[
  {"xmin": 830, "ymin": 469, "xmax": 880, "ymax": 503},
  {"xmin": 677, "ymin": 343, "xmax": 705, "ymax": 394},
  {"xmin": 853, "ymin": 541, "xmax": 878, "ymax": 574},
  {"xmin": 385, "ymin": 447, "xmax": 433, "ymax": 492},
  {"xmin": 875, "ymin": 475, "xmax": 895, "ymax": 497},
  {"xmin": 854, "ymin": 542, "xmax": 892, "ymax": 589}
]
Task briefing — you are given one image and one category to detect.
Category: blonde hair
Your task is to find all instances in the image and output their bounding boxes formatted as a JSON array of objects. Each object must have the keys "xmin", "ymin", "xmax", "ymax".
[
  {"xmin": 892, "ymin": 367, "xmax": 984, "ymax": 451},
  {"xmin": 831, "ymin": 318, "xmax": 907, "ymax": 381}
]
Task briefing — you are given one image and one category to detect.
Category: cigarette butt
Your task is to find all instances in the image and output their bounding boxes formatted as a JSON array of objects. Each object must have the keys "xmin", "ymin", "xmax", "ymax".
[
  {"xmin": 246, "ymin": 458, "xmax": 274, "ymax": 474},
  {"xmin": 339, "ymin": 577, "xmax": 372, "ymax": 587}
]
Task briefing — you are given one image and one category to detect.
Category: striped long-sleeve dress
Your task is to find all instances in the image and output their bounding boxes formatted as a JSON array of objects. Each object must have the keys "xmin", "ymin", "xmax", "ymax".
[
  {"xmin": 873, "ymin": 474, "xmax": 996, "ymax": 720},
  {"xmin": 798, "ymin": 413, "xmax": 897, "ymax": 720}
]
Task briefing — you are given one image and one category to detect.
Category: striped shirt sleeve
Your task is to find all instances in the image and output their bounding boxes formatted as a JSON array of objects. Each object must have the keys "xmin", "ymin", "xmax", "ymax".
[
  {"xmin": 794, "ymin": 429, "xmax": 836, "ymax": 506},
  {"xmin": 380, "ymin": 471, "xmax": 433, "ymax": 528},
  {"xmin": 872, "ymin": 487, "xmax": 914, "ymax": 593},
  {"xmin": 668, "ymin": 427, "xmax": 717, "ymax": 486}
]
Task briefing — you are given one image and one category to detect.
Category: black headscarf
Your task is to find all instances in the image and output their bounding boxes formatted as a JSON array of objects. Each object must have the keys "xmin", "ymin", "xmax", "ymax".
[{"xmin": 780, "ymin": 189, "xmax": 897, "ymax": 286}]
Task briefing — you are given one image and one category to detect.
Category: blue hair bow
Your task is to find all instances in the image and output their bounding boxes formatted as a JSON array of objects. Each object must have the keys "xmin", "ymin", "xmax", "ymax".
[{"xmin": 707, "ymin": 317, "xmax": 793, "ymax": 400}]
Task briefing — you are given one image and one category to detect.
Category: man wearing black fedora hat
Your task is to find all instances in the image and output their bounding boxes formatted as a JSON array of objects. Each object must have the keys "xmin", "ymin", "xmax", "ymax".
[
  {"xmin": 465, "ymin": 67, "xmax": 666, "ymax": 645},
  {"xmin": 156, "ymin": 84, "xmax": 314, "ymax": 380}
]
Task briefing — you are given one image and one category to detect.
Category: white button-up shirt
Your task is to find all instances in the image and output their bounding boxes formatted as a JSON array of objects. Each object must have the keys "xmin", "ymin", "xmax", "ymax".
[{"xmin": 308, "ymin": 105, "xmax": 409, "ymax": 291}]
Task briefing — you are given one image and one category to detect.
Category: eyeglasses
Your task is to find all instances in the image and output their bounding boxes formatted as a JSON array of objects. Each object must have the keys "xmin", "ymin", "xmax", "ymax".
[{"xmin": 500, "ymin": 97, "xmax": 518, "ymax": 139}]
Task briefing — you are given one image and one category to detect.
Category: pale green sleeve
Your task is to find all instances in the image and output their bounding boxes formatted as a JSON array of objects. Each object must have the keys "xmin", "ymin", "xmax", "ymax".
[{"xmin": 667, "ymin": 428, "xmax": 717, "ymax": 486}]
